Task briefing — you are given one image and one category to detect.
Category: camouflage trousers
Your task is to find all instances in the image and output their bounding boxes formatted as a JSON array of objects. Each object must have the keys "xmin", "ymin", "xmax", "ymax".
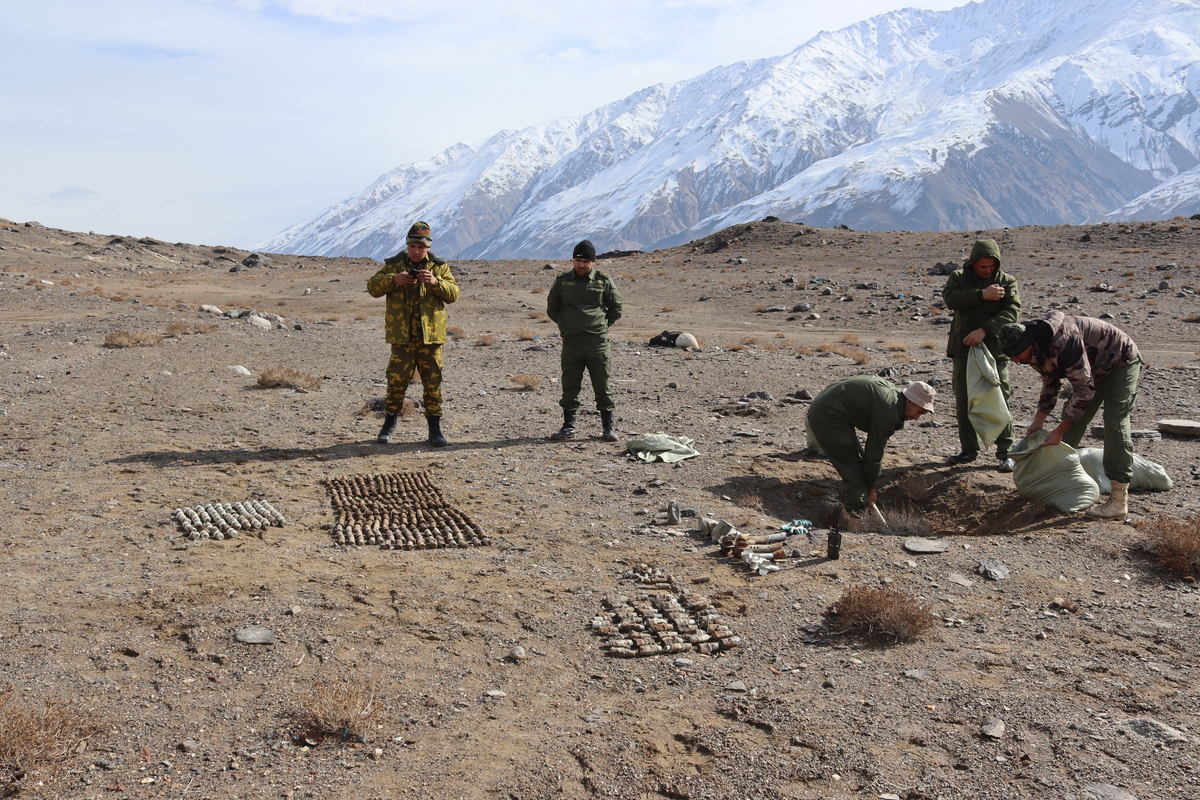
[
  {"xmin": 1060, "ymin": 356, "xmax": 1141, "ymax": 484},
  {"xmin": 559, "ymin": 335, "xmax": 614, "ymax": 413},
  {"xmin": 385, "ymin": 343, "xmax": 444, "ymax": 417}
]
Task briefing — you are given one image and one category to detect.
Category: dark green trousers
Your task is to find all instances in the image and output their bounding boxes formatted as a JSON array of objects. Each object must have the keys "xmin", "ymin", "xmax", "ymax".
[
  {"xmin": 386, "ymin": 343, "xmax": 444, "ymax": 417},
  {"xmin": 951, "ymin": 354, "xmax": 1014, "ymax": 459},
  {"xmin": 806, "ymin": 408, "xmax": 870, "ymax": 513},
  {"xmin": 1061, "ymin": 357, "xmax": 1141, "ymax": 484},
  {"xmin": 559, "ymin": 335, "xmax": 613, "ymax": 413}
]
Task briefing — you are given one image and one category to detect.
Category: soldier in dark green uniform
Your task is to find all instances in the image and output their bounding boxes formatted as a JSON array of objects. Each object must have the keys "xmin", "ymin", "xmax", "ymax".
[
  {"xmin": 806, "ymin": 377, "xmax": 936, "ymax": 513},
  {"xmin": 943, "ymin": 239, "xmax": 1021, "ymax": 471},
  {"xmin": 366, "ymin": 221, "xmax": 460, "ymax": 447},
  {"xmin": 546, "ymin": 240, "xmax": 623, "ymax": 441}
]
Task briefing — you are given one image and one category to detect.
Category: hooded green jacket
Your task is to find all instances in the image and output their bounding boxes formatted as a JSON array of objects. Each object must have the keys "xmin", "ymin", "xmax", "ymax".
[
  {"xmin": 366, "ymin": 253, "xmax": 459, "ymax": 345},
  {"xmin": 943, "ymin": 239, "xmax": 1020, "ymax": 360}
]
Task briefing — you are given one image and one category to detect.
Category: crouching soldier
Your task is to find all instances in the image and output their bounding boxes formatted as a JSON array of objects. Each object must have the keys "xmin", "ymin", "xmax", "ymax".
[
  {"xmin": 806, "ymin": 376, "xmax": 935, "ymax": 515},
  {"xmin": 999, "ymin": 312, "xmax": 1141, "ymax": 519}
]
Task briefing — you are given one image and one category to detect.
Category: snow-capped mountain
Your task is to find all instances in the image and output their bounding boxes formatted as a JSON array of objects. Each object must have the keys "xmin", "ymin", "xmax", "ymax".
[{"xmin": 259, "ymin": 0, "xmax": 1200, "ymax": 260}]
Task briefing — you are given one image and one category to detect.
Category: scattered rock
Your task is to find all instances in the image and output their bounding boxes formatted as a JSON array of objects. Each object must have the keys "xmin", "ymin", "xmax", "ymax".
[
  {"xmin": 980, "ymin": 717, "xmax": 1006, "ymax": 739},
  {"xmin": 977, "ymin": 559, "xmax": 1010, "ymax": 580},
  {"xmin": 234, "ymin": 625, "xmax": 275, "ymax": 645},
  {"xmin": 903, "ymin": 537, "xmax": 949, "ymax": 554},
  {"xmin": 1159, "ymin": 418, "xmax": 1200, "ymax": 437}
]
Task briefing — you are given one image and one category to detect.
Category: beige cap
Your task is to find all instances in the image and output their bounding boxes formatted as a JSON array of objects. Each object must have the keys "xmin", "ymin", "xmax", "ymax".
[{"xmin": 903, "ymin": 380, "xmax": 936, "ymax": 412}]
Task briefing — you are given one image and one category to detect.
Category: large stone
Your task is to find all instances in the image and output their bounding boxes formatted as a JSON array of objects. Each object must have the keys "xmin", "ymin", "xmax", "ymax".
[
  {"xmin": 903, "ymin": 537, "xmax": 949, "ymax": 554},
  {"xmin": 1159, "ymin": 418, "xmax": 1200, "ymax": 437},
  {"xmin": 234, "ymin": 625, "xmax": 275, "ymax": 645}
]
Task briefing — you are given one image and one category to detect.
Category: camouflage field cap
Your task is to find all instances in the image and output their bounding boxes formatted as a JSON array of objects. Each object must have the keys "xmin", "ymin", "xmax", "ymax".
[
  {"xmin": 406, "ymin": 221, "xmax": 433, "ymax": 246},
  {"xmin": 998, "ymin": 322, "xmax": 1033, "ymax": 358}
]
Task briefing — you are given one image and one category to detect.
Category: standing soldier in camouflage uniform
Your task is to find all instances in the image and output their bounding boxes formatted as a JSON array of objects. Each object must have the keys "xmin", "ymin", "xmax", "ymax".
[
  {"xmin": 547, "ymin": 240, "xmax": 623, "ymax": 441},
  {"xmin": 944, "ymin": 239, "xmax": 1021, "ymax": 471},
  {"xmin": 367, "ymin": 221, "xmax": 460, "ymax": 447},
  {"xmin": 999, "ymin": 313, "xmax": 1141, "ymax": 519},
  {"xmin": 806, "ymin": 376, "xmax": 936, "ymax": 515}
]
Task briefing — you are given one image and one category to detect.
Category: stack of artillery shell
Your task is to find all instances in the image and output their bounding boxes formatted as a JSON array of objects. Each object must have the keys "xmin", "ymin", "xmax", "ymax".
[
  {"xmin": 325, "ymin": 471, "xmax": 488, "ymax": 550},
  {"xmin": 591, "ymin": 579, "xmax": 740, "ymax": 658},
  {"xmin": 171, "ymin": 500, "xmax": 286, "ymax": 541}
]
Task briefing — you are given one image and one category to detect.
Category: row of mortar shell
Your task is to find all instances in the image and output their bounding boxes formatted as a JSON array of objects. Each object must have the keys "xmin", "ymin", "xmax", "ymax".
[
  {"xmin": 172, "ymin": 501, "xmax": 285, "ymax": 541},
  {"xmin": 594, "ymin": 586, "xmax": 738, "ymax": 657}
]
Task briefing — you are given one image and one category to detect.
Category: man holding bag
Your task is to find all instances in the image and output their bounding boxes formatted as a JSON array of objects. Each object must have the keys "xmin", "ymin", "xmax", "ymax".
[
  {"xmin": 943, "ymin": 239, "xmax": 1021, "ymax": 471},
  {"xmin": 998, "ymin": 314, "xmax": 1141, "ymax": 520}
]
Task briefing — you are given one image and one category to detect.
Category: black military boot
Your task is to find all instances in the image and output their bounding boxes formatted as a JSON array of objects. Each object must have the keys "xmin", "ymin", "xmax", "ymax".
[
  {"xmin": 427, "ymin": 416, "xmax": 448, "ymax": 447},
  {"xmin": 600, "ymin": 411, "xmax": 619, "ymax": 442},
  {"xmin": 377, "ymin": 413, "xmax": 398, "ymax": 444},
  {"xmin": 550, "ymin": 410, "xmax": 577, "ymax": 440}
]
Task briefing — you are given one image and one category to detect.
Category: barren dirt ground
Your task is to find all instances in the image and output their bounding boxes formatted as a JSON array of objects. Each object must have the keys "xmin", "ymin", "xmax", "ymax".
[{"xmin": 2, "ymin": 215, "xmax": 1200, "ymax": 800}]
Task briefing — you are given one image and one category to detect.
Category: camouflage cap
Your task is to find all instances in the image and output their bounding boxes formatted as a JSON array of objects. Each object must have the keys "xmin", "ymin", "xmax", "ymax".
[
  {"xmin": 998, "ymin": 322, "xmax": 1033, "ymax": 358},
  {"xmin": 406, "ymin": 221, "xmax": 432, "ymax": 245}
]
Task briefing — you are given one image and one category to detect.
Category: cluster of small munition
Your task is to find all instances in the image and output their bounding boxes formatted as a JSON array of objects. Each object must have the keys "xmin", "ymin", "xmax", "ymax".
[
  {"xmin": 172, "ymin": 501, "xmax": 286, "ymax": 540},
  {"xmin": 326, "ymin": 471, "xmax": 487, "ymax": 549},
  {"xmin": 700, "ymin": 517, "xmax": 799, "ymax": 574},
  {"xmin": 592, "ymin": 576, "xmax": 740, "ymax": 658}
]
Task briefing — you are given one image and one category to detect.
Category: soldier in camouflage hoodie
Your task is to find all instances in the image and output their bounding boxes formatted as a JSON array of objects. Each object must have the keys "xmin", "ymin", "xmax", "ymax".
[{"xmin": 999, "ymin": 312, "xmax": 1141, "ymax": 519}]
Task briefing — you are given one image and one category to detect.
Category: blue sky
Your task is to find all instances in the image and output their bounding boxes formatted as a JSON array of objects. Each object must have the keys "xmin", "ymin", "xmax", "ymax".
[{"xmin": 1, "ymin": 0, "xmax": 964, "ymax": 248}]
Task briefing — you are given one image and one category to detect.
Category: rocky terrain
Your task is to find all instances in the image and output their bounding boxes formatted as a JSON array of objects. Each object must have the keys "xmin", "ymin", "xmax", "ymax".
[{"xmin": 2, "ymin": 214, "xmax": 1199, "ymax": 800}]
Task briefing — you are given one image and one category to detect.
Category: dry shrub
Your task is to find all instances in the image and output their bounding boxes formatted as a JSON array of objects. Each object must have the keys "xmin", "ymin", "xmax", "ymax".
[
  {"xmin": 818, "ymin": 343, "xmax": 869, "ymax": 365},
  {"xmin": 826, "ymin": 586, "xmax": 937, "ymax": 643},
  {"xmin": 884, "ymin": 342, "xmax": 908, "ymax": 352},
  {"xmin": 194, "ymin": 323, "xmax": 219, "ymax": 334},
  {"xmin": 1137, "ymin": 515, "xmax": 1200, "ymax": 574},
  {"xmin": 793, "ymin": 344, "xmax": 812, "ymax": 356},
  {"xmin": 661, "ymin": 305, "xmax": 675, "ymax": 312},
  {"xmin": 839, "ymin": 333, "xmax": 860, "ymax": 346},
  {"xmin": 474, "ymin": 334, "xmax": 497, "ymax": 346},
  {"xmin": 103, "ymin": 330, "xmax": 162, "ymax": 348},
  {"xmin": 530, "ymin": 287, "xmax": 545, "ymax": 294},
  {"xmin": 741, "ymin": 337, "xmax": 758, "ymax": 346},
  {"xmin": 258, "ymin": 367, "xmax": 322, "ymax": 391},
  {"xmin": 164, "ymin": 321, "xmax": 189, "ymax": 338},
  {"xmin": 515, "ymin": 328, "xmax": 538, "ymax": 341},
  {"xmin": 920, "ymin": 340, "xmax": 937, "ymax": 350},
  {"xmin": 1183, "ymin": 314, "xmax": 1200, "ymax": 323},
  {"xmin": 0, "ymin": 686, "xmax": 101, "ymax": 792},
  {"xmin": 447, "ymin": 326, "xmax": 466, "ymax": 338},
  {"xmin": 300, "ymin": 677, "xmax": 384, "ymax": 743},
  {"xmin": 509, "ymin": 373, "xmax": 542, "ymax": 390}
]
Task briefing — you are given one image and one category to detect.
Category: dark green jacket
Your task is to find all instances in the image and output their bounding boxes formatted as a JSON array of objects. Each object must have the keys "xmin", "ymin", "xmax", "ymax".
[
  {"xmin": 808, "ymin": 376, "xmax": 908, "ymax": 488},
  {"xmin": 943, "ymin": 241, "xmax": 1020, "ymax": 360},
  {"xmin": 547, "ymin": 268, "xmax": 622, "ymax": 338},
  {"xmin": 366, "ymin": 253, "xmax": 459, "ymax": 345}
]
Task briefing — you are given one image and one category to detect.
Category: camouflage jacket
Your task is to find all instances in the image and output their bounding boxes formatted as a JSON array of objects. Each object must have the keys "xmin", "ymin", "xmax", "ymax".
[
  {"xmin": 547, "ymin": 267, "xmax": 622, "ymax": 338},
  {"xmin": 1029, "ymin": 311, "xmax": 1139, "ymax": 423},
  {"xmin": 366, "ymin": 253, "xmax": 459, "ymax": 345},
  {"xmin": 942, "ymin": 264, "xmax": 1020, "ymax": 360}
]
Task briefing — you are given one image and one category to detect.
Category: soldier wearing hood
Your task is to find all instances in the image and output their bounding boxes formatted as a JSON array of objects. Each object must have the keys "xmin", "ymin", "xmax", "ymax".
[{"xmin": 943, "ymin": 239, "xmax": 1021, "ymax": 471}]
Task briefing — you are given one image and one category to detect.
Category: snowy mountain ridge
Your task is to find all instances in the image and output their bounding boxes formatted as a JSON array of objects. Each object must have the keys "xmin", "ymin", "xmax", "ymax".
[{"xmin": 259, "ymin": 0, "xmax": 1200, "ymax": 260}]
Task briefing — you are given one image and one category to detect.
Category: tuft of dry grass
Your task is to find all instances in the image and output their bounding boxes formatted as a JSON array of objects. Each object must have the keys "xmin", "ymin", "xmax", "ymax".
[
  {"xmin": 0, "ymin": 686, "xmax": 101, "ymax": 792},
  {"xmin": 530, "ymin": 287, "xmax": 545, "ymax": 294},
  {"xmin": 104, "ymin": 330, "xmax": 163, "ymax": 348},
  {"xmin": 792, "ymin": 344, "xmax": 812, "ymax": 356},
  {"xmin": 661, "ymin": 306, "xmax": 675, "ymax": 313},
  {"xmin": 509, "ymin": 373, "xmax": 542, "ymax": 390},
  {"xmin": 839, "ymin": 333, "xmax": 860, "ymax": 346},
  {"xmin": 1183, "ymin": 314, "xmax": 1200, "ymax": 323},
  {"xmin": 741, "ymin": 337, "xmax": 758, "ymax": 346},
  {"xmin": 817, "ymin": 343, "xmax": 870, "ymax": 365},
  {"xmin": 195, "ymin": 323, "xmax": 219, "ymax": 334},
  {"xmin": 164, "ymin": 321, "xmax": 189, "ymax": 337},
  {"xmin": 474, "ymin": 334, "xmax": 497, "ymax": 346},
  {"xmin": 884, "ymin": 342, "xmax": 908, "ymax": 352},
  {"xmin": 257, "ymin": 367, "xmax": 322, "ymax": 391},
  {"xmin": 825, "ymin": 586, "xmax": 937, "ymax": 643},
  {"xmin": 515, "ymin": 328, "xmax": 538, "ymax": 341},
  {"xmin": 920, "ymin": 340, "xmax": 937, "ymax": 350},
  {"xmin": 447, "ymin": 326, "xmax": 466, "ymax": 338},
  {"xmin": 299, "ymin": 677, "xmax": 385, "ymax": 744},
  {"xmin": 1137, "ymin": 515, "xmax": 1200, "ymax": 574}
]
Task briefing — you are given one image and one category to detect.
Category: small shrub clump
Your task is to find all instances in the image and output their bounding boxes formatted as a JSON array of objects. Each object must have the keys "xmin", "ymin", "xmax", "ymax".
[
  {"xmin": 509, "ymin": 373, "xmax": 542, "ymax": 390},
  {"xmin": 299, "ymin": 677, "xmax": 384, "ymax": 744},
  {"xmin": 257, "ymin": 367, "xmax": 322, "ymax": 391},
  {"xmin": 515, "ymin": 328, "xmax": 538, "ymax": 341},
  {"xmin": 1137, "ymin": 515, "xmax": 1200, "ymax": 574},
  {"xmin": 474, "ymin": 334, "xmax": 498, "ymax": 346},
  {"xmin": 826, "ymin": 586, "xmax": 937, "ymax": 643},
  {"xmin": 0, "ymin": 686, "xmax": 101, "ymax": 792}
]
